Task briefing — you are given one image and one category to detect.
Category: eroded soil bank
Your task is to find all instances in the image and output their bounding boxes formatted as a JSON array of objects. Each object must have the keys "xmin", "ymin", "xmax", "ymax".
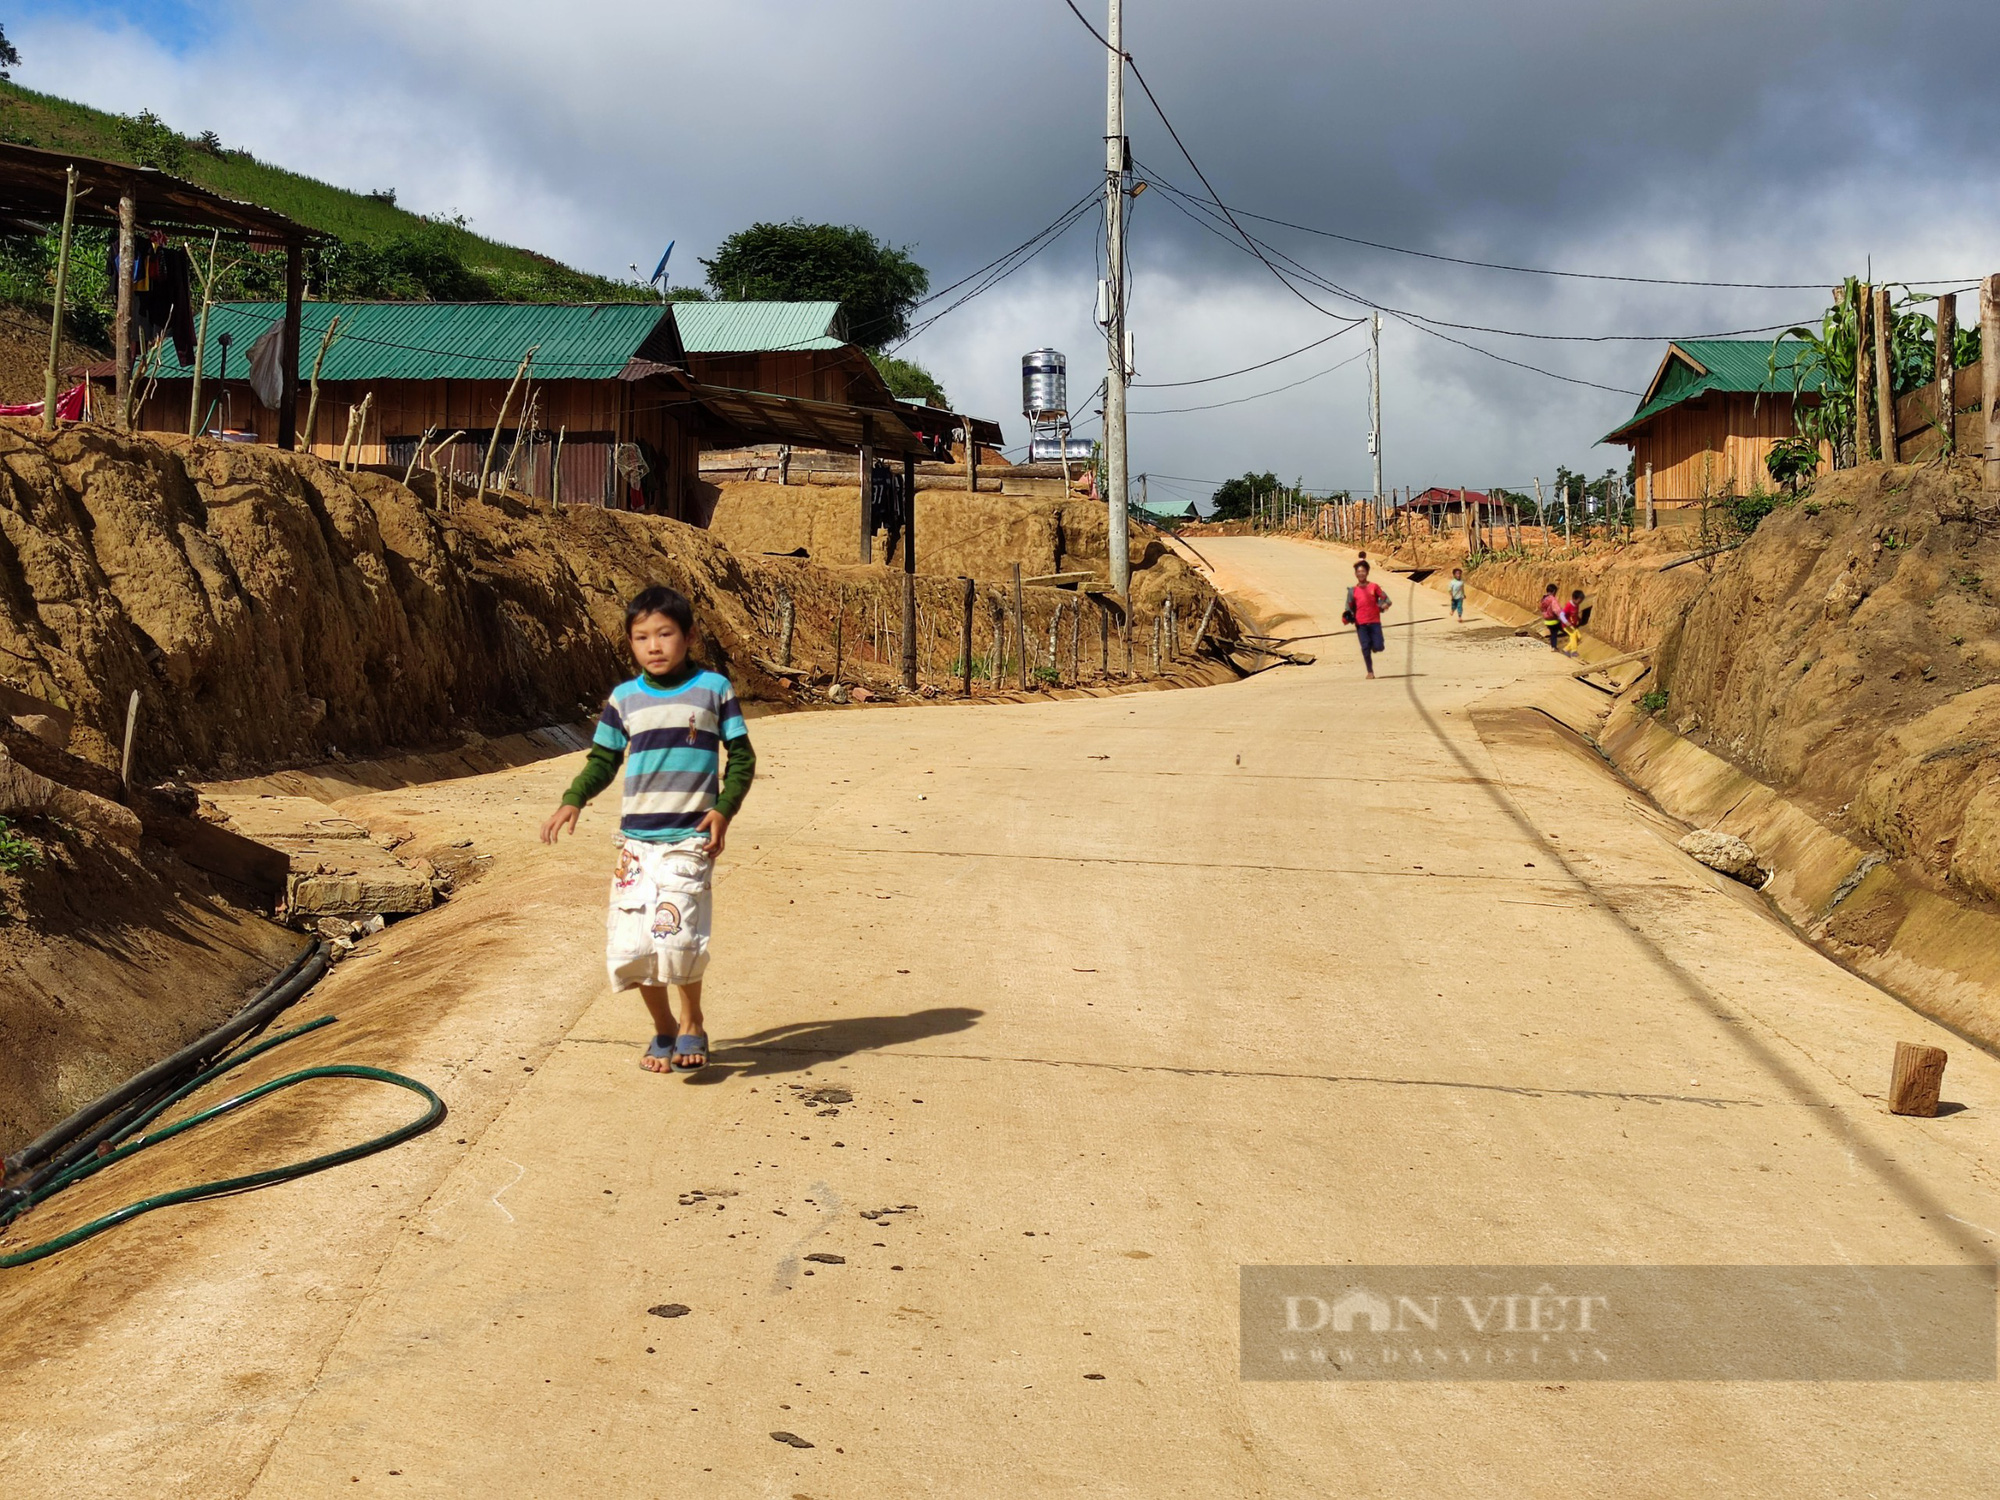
[{"xmin": 1452, "ymin": 460, "xmax": 2000, "ymax": 1038}]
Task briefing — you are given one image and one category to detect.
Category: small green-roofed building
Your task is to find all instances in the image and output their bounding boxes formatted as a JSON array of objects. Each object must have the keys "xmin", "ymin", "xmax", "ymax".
[{"xmin": 1602, "ymin": 338, "xmax": 1828, "ymax": 506}]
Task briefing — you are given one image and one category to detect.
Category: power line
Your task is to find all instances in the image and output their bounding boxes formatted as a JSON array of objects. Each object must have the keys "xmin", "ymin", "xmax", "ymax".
[
  {"xmin": 1144, "ymin": 172, "xmax": 1812, "ymax": 344},
  {"xmin": 1129, "ymin": 322, "xmax": 1361, "ymax": 387},
  {"xmin": 1130, "ymin": 349, "xmax": 1368, "ymax": 413},
  {"xmin": 1147, "ymin": 183, "xmax": 1986, "ymax": 291},
  {"xmin": 1058, "ymin": 0, "xmax": 1355, "ymax": 325}
]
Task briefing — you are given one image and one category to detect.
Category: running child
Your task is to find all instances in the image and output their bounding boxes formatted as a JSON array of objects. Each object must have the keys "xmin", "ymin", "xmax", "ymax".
[
  {"xmin": 541, "ymin": 586, "xmax": 756, "ymax": 1075},
  {"xmin": 1345, "ymin": 559, "xmax": 1392, "ymax": 679},
  {"xmin": 1448, "ymin": 567, "xmax": 1466, "ymax": 621}
]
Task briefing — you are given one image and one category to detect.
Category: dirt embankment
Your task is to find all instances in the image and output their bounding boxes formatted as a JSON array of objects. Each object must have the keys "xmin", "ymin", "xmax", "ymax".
[
  {"xmin": 1656, "ymin": 463, "xmax": 2000, "ymax": 904},
  {"xmin": 1, "ymin": 432, "xmax": 1235, "ymax": 780},
  {"xmin": 705, "ymin": 480, "xmax": 1208, "ymax": 616},
  {"xmin": 1459, "ymin": 532, "xmax": 1707, "ymax": 654},
  {"xmin": 1457, "ymin": 459, "xmax": 2000, "ymax": 913}
]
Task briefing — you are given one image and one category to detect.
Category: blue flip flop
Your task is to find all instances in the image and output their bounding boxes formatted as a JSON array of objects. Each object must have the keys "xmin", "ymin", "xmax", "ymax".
[
  {"xmin": 643, "ymin": 1035, "xmax": 675, "ymax": 1071},
  {"xmin": 670, "ymin": 1033, "xmax": 709, "ymax": 1074}
]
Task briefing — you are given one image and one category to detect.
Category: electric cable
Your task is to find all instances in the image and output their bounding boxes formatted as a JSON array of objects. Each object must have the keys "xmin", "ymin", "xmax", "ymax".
[
  {"xmin": 1059, "ymin": 0, "xmax": 1360, "ymax": 324},
  {"xmin": 0, "ymin": 1015, "xmax": 445, "ymax": 1267},
  {"xmin": 1131, "ymin": 348, "xmax": 1368, "ymax": 413}
]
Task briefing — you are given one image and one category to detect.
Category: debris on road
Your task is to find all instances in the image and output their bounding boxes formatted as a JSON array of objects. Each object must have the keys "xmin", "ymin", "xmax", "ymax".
[
  {"xmin": 647, "ymin": 1303, "xmax": 691, "ymax": 1319},
  {"xmin": 1677, "ymin": 830, "xmax": 1765, "ymax": 884}
]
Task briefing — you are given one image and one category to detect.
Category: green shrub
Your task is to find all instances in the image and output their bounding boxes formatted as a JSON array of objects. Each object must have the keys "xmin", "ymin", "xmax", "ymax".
[
  {"xmin": 1637, "ymin": 689, "xmax": 1669, "ymax": 716},
  {"xmin": 0, "ymin": 815, "xmax": 39, "ymax": 873}
]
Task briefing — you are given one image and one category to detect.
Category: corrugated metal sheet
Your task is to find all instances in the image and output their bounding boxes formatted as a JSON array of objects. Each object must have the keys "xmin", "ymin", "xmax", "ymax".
[
  {"xmin": 158, "ymin": 302, "xmax": 673, "ymax": 382},
  {"xmin": 1604, "ymin": 339, "xmax": 1825, "ymax": 442},
  {"xmin": 670, "ymin": 301, "xmax": 843, "ymax": 353}
]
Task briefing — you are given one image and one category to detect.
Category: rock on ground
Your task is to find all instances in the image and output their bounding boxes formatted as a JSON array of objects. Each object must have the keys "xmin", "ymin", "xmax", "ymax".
[{"xmin": 1678, "ymin": 829, "xmax": 1765, "ymax": 883}]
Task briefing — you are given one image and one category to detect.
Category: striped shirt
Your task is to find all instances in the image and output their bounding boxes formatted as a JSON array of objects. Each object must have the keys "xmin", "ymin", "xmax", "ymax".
[{"xmin": 592, "ymin": 670, "xmax": 748, "ymax": 842}]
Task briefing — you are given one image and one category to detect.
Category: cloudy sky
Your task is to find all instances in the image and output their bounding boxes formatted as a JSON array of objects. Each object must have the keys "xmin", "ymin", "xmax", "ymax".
[{"xmin": 15, "ymin": 0, "xmax": 1998, "ymax": 508}]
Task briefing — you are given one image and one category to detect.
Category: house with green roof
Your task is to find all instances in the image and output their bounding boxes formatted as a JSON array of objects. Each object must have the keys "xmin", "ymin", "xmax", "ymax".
[
  {"xmin": 1602, "ymin": 339, "xmax": 1830, "ymax": 507},
  {"xmin": 119, "ymin": 299, "xmax": 999, "ymax": 523}
]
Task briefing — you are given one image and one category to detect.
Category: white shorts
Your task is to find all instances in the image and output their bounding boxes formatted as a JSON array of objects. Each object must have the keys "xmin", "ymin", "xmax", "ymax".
[{"xmin": 605, "ymin": 837, "xmax": 713, "ymax": 989}]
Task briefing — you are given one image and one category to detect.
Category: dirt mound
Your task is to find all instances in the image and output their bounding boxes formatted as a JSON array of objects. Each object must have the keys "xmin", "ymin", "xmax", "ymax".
[
  {"xmin": 0, "ymin": 422, "xmax": 801, "ymax": 778},
  {"xmin": 705, "ymin": 480, "xmax": 1204, "ymax": 613}
]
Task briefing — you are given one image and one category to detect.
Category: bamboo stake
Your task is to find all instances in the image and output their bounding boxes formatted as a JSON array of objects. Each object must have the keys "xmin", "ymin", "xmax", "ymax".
[
  {"xmin": 42, "ymin": 165, "xmax": 79, "ymax": 433},
  {"xmin": 1012, "ymin": 565, "xmax": 1027, "ymax": 691},
  {"xmin": 1874, "ymin": 285, "xmax": 1897, "ymax": 462},
  {"xmin": 1935, "ymin": 292, "xmax": 1957, "ymax": 456},
  {"xmin": 1983, "ymin": 275, "xmax": 2000, "ymax": 494},
  {"xmin": 552, "ymin": 425, "xmax": 566, "ymax": 509},
  {"xmin": 186, "ymin": 230, "xmax": 220, "ymax": 439},
  {"xmin": 478, "ymin": 348, "xmax": 536, "ymax": 494},
  {"xmin": 302, "ymin": 314, "xmax": 341, "ymax": 455},
  {"xmin": 960, "ymin": 578, "xmax": 974, "ymax": 697},
  {"xmin": 403, "ymin": 425, "xmax": 437, "ymax": 485}
]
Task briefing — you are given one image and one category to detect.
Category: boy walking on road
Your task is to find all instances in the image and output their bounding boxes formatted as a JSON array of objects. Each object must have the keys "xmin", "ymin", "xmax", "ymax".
[
  {"xmin": 1345, "ymin": 559, "xmax": 1392, "ymax": 679},
  {"xmin": 542, "ymin": 586, "xmax": 756, "ymax": 1075},
  {"xmin": 1449, "ymin": 568, "xmax": 1466, "ymax": 621}
]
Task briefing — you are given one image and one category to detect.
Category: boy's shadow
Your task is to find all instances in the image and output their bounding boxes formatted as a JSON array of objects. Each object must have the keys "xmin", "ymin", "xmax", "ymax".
[{"xmin": 692, "ymin": 1007, "xmax": 984, "ymax": 1081}]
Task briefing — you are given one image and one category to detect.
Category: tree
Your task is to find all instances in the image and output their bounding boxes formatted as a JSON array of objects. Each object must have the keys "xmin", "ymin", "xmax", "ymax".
[
  {"xmin": 1210, "ymin": 470, "xmax": 1279, "ymax": 521},
  {"xmin": 871, "ymin": 353, "xmax": 949, "ymax": 409},
  {"xmin": 701, "ymin": 221, "xmax": 928, "ymax": 350},
  {"xmin": 0, "ymin": 25, "xmax": 19, "ymax": 80}
]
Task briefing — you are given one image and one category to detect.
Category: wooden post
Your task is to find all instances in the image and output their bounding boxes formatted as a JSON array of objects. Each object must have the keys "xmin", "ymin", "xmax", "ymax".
[
  {"xmin": 478, "ymin": 350, "xmax": 534, "ymax": 493},
  {"xmin": 278, "ymin": 242, "xmax": 303, "ymax": 450},
  {"xmin": 858, "ymin": 417, "xmax": 874, "ymax": 563},
  {"xmin": 119, "ymin": 690, "xmax": 140, "ymax": 792},
  {"xmin": 1874, "ymin": 285, "xmax": 1896, "ymax": 462},
  {"xmin": 832, "ymin": 589, "xmax": 844, "ymax": 685},
  {"xmin": 963, "ymin": 416, "xmax": 976, "ymax": 492},
  {"xmin": 1070, "ymin": 594, "xmax": 1082, "ymax": 682},
  {"xmin": 959, "ymin": 577, "xmax": 975, "ymax": 697},
  {"xmin": 902, "ymin": 453, "xmax": 917, "ymax": 690},
  {"xmin": 183, "ymin": 229, "xmax": 220, "ymax": 439},
  {"xmin": 1098, "ymin": 600, "xmax": 1110, "ymax": 673},
  {"xmin": 991, "ymin": 598, "xmax": 1006, "ymax": 687},
  {"xmin": 1935, "ymin": 292, "xmax": 1957, "ymax": 455},
  {"xmin": 1854, "ymin": 283, "xmax": 1874, "ymax": 462},
  {"xmin": 777, "ymin": 588, "xmax": 796, "ymax": 667},
  {"xmin": 302, "ymin": 314, "xmax": 340, "ymax": 455},
  {"xmin": 1983, "ymin": 275, "xmax": 2000, "ymax": 493},
  {"xmin": 1888, "ymin": 1041, "xmax": 1948, "ymax": 1117},
  {"xmin": 112, "ymin": 193, "xmax": 135, "ymax": 430},
  {"xmin": 338, "ymin": 402, "xmax": 361, "ymax": 470},
  {"xmin": 1192, "ymin": 593, "xmax": 1218, "ymax": 654},
  {"xmin": 552, "ymin": 426, "xmax": 565, "ymax": 509},
  {"xmin": 1012, "ymin": 563, "xmax": 1027, "ymax": 690},
  {"xmin": 42, "ymin": 165, "xmax": 79, "ymax": 434}
]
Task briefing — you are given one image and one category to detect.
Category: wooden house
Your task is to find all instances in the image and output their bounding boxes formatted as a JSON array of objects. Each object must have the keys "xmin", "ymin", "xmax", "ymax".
[
  {"xmin": 122, "ymin": 301, "xmax": 980, "ymax": 524},
  {"xmin": 1603, "ymin": 339, "xmax": 1829, "ymax": 506}
]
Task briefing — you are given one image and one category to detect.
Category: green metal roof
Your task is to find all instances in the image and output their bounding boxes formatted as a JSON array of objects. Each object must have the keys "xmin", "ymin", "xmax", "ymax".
[
  {"xmin": 1603, "ymin": 338, "xmax": 1827, "ymax": 443},
  {"xmin": 163, "ymin": 302, "xmax": 675, "ymax": 382},
  {"xmin": 670, "ymin": 300, "xmax": 844, "ymax": 354}
]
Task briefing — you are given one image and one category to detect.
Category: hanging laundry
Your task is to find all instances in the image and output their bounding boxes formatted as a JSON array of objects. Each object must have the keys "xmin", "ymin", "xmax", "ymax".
[
  {"xmin": 245, "ymin": 320, "xmax": 286, "ymax": 409},
  {"xmin": 0, "ymin": 385, "xmax": 90, "ymax": 421}
]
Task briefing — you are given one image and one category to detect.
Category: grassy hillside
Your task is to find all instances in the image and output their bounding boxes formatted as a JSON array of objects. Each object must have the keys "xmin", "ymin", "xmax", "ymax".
[{"xmin": 0, "ymin": 80, "xmax": 646, "ymax": 308}]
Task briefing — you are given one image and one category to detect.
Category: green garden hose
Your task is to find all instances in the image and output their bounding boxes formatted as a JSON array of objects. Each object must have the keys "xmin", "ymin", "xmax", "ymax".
[{"xmin": 0, "ymin": 1015, "xmax": 445, "ymax": 1268}]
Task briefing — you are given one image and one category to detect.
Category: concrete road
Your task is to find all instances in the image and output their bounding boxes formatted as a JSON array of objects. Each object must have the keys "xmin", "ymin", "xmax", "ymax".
[{"xmin": 5, "ymin": 537, "xmax": 1998, "ymax": 1498}]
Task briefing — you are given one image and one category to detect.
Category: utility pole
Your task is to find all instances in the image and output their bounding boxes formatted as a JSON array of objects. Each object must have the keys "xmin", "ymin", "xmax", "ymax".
[
  {"xmin": 1369, "ymin": 311, "xmax": 1383, "ymax": 504},
  {"xmin": 1102, "ymin": 0, "xmax": 1131, "ymax": 597}
]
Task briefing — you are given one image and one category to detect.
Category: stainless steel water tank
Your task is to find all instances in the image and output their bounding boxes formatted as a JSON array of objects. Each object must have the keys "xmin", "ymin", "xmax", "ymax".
[{"xmin": 1022, "ymin": 349, "xmax": 1067, "ymax": 420}]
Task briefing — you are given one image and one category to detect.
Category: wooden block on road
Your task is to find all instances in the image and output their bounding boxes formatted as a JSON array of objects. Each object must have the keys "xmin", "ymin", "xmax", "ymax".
[{"xmin": 1889, "ymin": 1041, "xmax": 1948, "ymax": 1117}]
